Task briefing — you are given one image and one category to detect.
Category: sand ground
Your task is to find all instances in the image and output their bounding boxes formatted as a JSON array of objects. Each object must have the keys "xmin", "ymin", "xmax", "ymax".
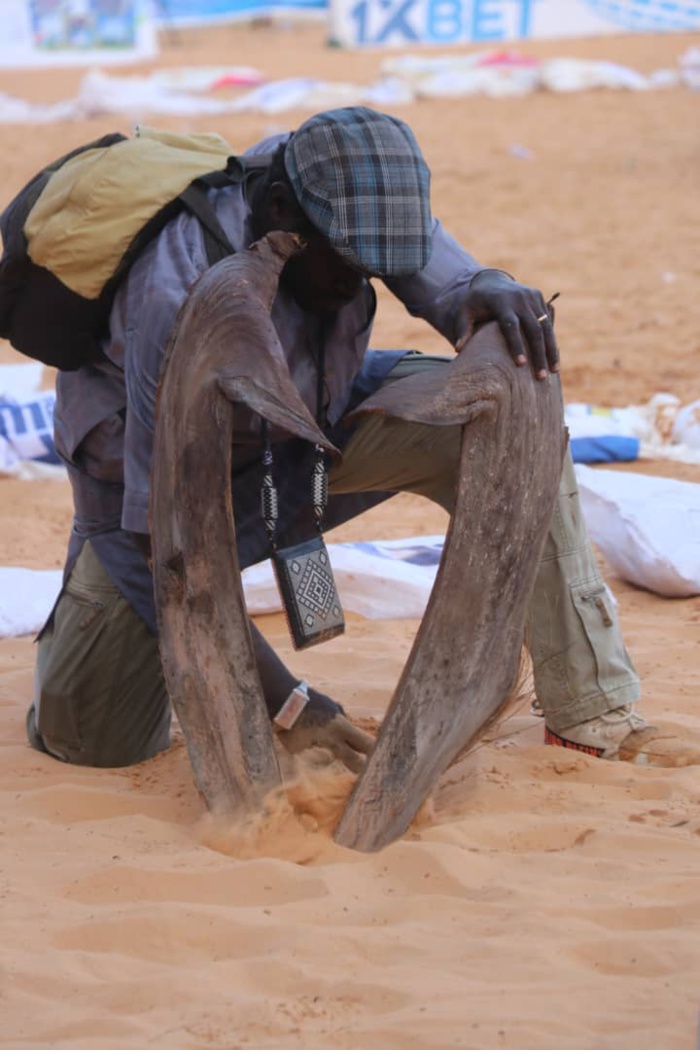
[{"xmin": 1, "ymin": 23, "xmax": 699, "ymax": 1050}]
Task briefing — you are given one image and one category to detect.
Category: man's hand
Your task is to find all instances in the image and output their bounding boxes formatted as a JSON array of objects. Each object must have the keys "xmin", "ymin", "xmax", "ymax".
[
  {"xmin": 276, "ymin": 690, "xmax": 375, "ymax": 774},
  {"xmin": 455, "ymin": 269, "xmax": 559, "ymax": 381}
]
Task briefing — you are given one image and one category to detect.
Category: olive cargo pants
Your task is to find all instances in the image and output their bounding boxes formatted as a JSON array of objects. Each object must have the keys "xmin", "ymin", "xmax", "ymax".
[{"xmin": 29, "ymin": 354, "xmax": 640, "ymax": 766}]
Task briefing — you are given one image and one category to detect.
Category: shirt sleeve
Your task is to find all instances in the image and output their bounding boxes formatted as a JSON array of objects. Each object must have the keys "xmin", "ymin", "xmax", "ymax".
[
  {"xmin": 383, "ymin": 218, "xmax": 484, "ymax": 347},
  {"xmin": 116, "ymin": 208, "xmax": 209, "ymax": 535}
]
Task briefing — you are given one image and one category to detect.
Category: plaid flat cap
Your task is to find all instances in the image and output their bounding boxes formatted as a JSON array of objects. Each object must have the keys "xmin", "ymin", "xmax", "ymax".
[{"xmin": 284, "ymin": 106, "xmax": 433, "ymax": 277}]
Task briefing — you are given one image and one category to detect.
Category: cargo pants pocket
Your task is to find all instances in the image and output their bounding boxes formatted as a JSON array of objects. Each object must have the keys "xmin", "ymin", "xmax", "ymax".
[
  {"xmin": 571, "ymin": 581, "xmax": 639, "ymax": 696},
  {"xmin": 33, "ymin": 543, "xmax": 169, "ymax": 767}
]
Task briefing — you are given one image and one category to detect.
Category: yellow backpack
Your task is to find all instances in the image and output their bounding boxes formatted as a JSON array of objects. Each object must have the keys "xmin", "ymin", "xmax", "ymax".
[{"xmin": 0, "ymin": 126, "xmax": 269, "ymax": 370}]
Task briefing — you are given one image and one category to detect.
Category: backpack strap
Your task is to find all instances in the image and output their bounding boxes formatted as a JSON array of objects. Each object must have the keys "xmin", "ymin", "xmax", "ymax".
[
  {"xmin": 178, "ymin": 182, "xmax": 234, "ymax": 266},
  {"xmin": 179, "ymin": 153, "xmax": 274, "ymax": 267}
]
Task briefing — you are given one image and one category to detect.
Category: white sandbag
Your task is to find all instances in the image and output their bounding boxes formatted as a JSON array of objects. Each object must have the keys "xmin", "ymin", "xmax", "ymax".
[
  {"xmin": 565, "ymin": 393, "xmax": 700, "ymax": 465},
  {"xmin": 0, "ymin": 389, "xmax": 59, "ymax": 466},
  {"xmin": 0, "ymin": 362, "xmax": 45, "ymax": 400},
  {"xmin": 0, "ymin": 364, "xmax": 63, "ymax": 475},
  {"xmin": 0, "ymin": 91, "xmax": 78, "ymax": 124},
  {"xmin": 540, "ymin": 58, "xmax": 651, "ymax": 93},
  {"xmin": 575, "ymin": 465, "xmax": 700, "ymax": 597},
  {"xmin": 672, "ymin": 399, "xmax": 700, "ymax": 449},
  {"xmin": 0, "ymin": 568, "xmax": 62, "ymax": 638},
  {"xmin": 565, "ymin": 393, "xmax": 680, "ymax": 443}
]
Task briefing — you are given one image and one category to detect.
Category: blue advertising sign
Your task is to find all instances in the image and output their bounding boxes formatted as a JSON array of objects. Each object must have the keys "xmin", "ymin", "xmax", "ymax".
[
  {"xmin": 155, "ymin": 0, "xmax": 325, "ymax": 24},
  {"xmin": 328, "ymin": 0, "xmax": 700, "ymax": 49}
]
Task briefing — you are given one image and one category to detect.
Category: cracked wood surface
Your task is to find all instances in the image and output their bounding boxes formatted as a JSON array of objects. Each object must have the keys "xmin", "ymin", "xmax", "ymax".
[
  {"xmin": 150, "ymin": 232, "xmax": 335, "ymax": 815},
  {"xmin": 333, "ymin": 326, "xmax": 566, "ymax": 851},
  {"xmin": 150, "ymin": 232, "xmax": 565, "ymax": 848}
]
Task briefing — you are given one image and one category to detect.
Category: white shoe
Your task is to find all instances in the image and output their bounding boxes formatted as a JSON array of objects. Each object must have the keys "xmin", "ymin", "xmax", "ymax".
[{"xmin": 545, "ymin": 706, "xmax": 650, "ymax": 760}]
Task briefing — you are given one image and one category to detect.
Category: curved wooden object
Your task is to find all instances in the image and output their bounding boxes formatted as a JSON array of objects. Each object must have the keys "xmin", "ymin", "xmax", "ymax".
[
  {"xmin": 150, "ymin": 232, "xmax": 336, "ymax": 815},
  {"xmin": 333, "ymin": 326, "xmax": 566, "ymax": 851},
  {"xmin": 151, "ymin": 230, "xmax": 565, "ymax": 849}
]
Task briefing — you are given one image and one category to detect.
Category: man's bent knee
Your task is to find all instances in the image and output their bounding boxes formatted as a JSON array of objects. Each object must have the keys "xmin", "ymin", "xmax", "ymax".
[
  {"xmin": 28, "ymin": 697, "xmax": 171, "ymax": 768},
  {"xmin": 29, "ymin": 540, "xmax": 171, "ymax": 767}
]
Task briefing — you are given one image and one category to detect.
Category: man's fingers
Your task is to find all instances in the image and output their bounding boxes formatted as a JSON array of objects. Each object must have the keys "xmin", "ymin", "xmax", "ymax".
[
  {"xmin": 499, "ymin": 301, "xmax": 560, "ymax": 380},
  {"xmin": 540, "ymin": 293, "xmax": 559, "ymax": 372},
  {"xmin": 454, "ymin": 316, "xmax": 474, "ymax": 354},
  {"xmin": 339, "ymin": 718, "xmax": 376, "ymax": 756},
  {"xmin": 333, "ymin": 740, "xmax": 367, "ymax": 774},
  {"xmin": 279, "ymin": 713, "xmax": 375, "ymax": 773},
  {"xmin": 519, "ymin": 312, "xmax": 549, "ymax": 379},
  {"xmin": 544, "ymin": 318, "xmax": 560, "ymax": 372},
  {"xmin": 327, "ymin": 718, "xmax": 374, "ymax": 773},
  {"xmin": 498, "ymin": 311, "xmax": 528, "ymax": 367}
]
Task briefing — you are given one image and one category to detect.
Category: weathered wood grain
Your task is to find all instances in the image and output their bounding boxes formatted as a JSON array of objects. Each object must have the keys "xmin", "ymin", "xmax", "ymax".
[
  {"xmin": 333, "ymin": 323, "xmax": 566, "ymax": 851},
  {"xmin": 150, "ymin": 229, "xmax": 564, "ymax": 847},
  {"xmin": 150, "ymin": 232, "xmax": 335, "ymax": 815}
]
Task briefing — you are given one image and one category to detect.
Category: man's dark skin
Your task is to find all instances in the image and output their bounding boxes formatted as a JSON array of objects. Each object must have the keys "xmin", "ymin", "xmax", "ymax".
[{"xmin": 139, "ymin": 166, "xmax": 561, "ymax": 774}]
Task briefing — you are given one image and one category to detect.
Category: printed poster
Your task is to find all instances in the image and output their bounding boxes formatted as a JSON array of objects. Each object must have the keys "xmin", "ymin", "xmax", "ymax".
[{"xmin": 0, "ymin": 0, "xmax": 157, "ymax": 67}]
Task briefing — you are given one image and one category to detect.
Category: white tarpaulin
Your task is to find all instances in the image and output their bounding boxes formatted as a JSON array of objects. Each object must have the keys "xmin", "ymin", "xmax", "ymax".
[
  {"xmin": 0, "ymin": 0, "xmax": 157, "ymax": 68},
  {"xmin": 1, "ymin": 48, "xmax": 698, "ymax": 123},
  {"xmin": 1, "ymin": 363, "xmax": 699, "ymax": 628},
  {"xmin": 4, "ymin": 495, "xmax": 700, "ymax": 639},
  {"xmin": 0, "ymin": 538, "xmax": 445, "ymax": 638}
]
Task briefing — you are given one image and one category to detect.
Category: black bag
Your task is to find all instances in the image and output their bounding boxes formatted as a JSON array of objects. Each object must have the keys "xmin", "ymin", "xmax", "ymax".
[
  {"xmin": 0, "ymin": 130, "xmax": 269, "ymax": 371},
  {"xmin": 0, "ymin": 133, "xmax": 127, "ymax": 371},
  {"xmin": 272, "ymin": 536, "xmax": 346, "ymax": 650},
  {"xmin": 260, "ymin": 408, "xmax": 345, "ymax": 650}
]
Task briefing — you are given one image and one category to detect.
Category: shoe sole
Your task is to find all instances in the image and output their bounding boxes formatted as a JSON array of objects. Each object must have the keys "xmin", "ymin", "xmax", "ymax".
[{"xmin": 544, "ymin": 725, "xmax": 606, "ymax": 758}]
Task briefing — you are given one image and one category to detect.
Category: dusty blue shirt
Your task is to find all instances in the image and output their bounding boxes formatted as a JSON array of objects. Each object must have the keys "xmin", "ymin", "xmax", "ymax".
[{"xmin": 53, "ymin": 133, "xmax": 482, "ymax": 631}]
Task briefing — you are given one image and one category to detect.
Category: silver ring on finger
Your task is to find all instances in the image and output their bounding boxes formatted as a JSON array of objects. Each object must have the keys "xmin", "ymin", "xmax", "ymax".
[{"xmin": 536, "ymin": 313, "xmax": 548, "ymax": 324}]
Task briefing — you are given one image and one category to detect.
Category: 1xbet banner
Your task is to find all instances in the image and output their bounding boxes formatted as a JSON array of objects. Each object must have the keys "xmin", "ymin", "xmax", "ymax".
[{"xmin": 329, "ymin": 0, "xmax": 700, "ymax": 49}]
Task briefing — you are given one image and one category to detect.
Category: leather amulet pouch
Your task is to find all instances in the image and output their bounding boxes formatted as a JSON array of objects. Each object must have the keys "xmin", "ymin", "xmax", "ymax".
[{"xmin": 272, "ymin": 535, "xmax": 345, "ymax": 650}]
